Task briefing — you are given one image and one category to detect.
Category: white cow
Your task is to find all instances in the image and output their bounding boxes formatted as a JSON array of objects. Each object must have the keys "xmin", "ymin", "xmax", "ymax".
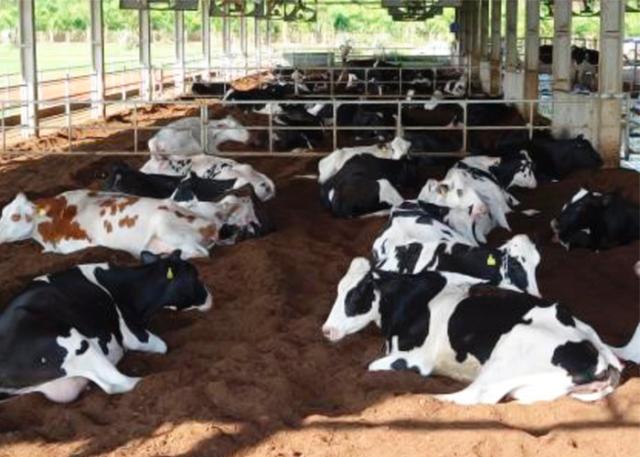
[
  {"xmin": 148, "ymin": 116, "xmax": 249, "ymax": 156},
  {"xmin": 140, "ymin": 154, "xmax": 276, "ymax": 202},
  {"xmin": 0, "ymin": 191, "xmax": 258, "ymax": 258}
]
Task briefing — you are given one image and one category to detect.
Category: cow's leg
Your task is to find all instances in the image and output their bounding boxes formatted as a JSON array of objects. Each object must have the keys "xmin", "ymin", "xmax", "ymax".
[
  {"xmin": 368, "ymin": 352, "xmax": 434, "ymax": 377},
  {"xmin": 121, "ymin": 327, "xmax": 167, "ymax": 354},
  {"xmin": 149, "ymin": 223, "xmax": 210, "ymax": 259},
  {"xmin": 62, "ymin": 344, "xmax": 140, "ymax": 395},
  {"xmin": 435, "ymin": 359, "xmax": 573, "ymax": 405},
  {"xmin": 30, "ymin": 376, "xmax": 90, "ymax": 403}
]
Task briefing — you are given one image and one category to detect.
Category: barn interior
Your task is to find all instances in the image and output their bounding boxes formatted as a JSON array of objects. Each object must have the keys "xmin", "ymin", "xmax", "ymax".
[{"xmin": 0, "ymin": 1, "xmax": 638, "ymax": 457}]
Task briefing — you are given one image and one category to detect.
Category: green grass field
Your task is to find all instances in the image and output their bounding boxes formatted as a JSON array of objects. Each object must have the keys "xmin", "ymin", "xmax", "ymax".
[{"xmin": 0, "ymin": 41, "xmax": 204, "ymax": 83}]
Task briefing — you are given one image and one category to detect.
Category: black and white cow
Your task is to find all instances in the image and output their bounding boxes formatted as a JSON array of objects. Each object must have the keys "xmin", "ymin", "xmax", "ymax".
[
  {"xmin": 148, "ymin": 116, "xmax": 250, "ymax": 156},
  {"xmin": 417, "ymin": 178, "xmax": 499, "ymax": 236},
  {"xmin": 0, "ymin": 251, "xmax": 211, "ymax": 403},
  {"xmin": 372, "ymin": 210, "xmax": 541, "ymax": 295},
  {"xmin": 551, "ymin": 188, "xmax": 640, "ymax": 250},
  {"xmin": 421, "ymin": 163, "xmax": 516, "ymax": 230},
  {"xmin": 389, "ymin": 200, "xmax": 488, "ymax": 244},
  {"xmin": 322, "ymin": 264, "xmax": 638, "ymax": 404},
  {"xmin": 103, "ymin": 163, "xmax": 237, "ymax": 201},
  {"xmin": 455, "ymin": 150, "xmax": 537, "ymax": 190},
  {"xmin": 529, "ymin": 134, "xmax": 602, "ymax": 180},
  {"xmin": 140, "ymin": 154, "xmax": 276, "ymax": 202},
  {"xmin": 319, "ymin": 138, "xmax": 414, "ymax": 218},
  {"xmin": 272, "ymin": 104, "xmax": 325, "ymax": 151},
  {"xmin": 318, "ymin": 137, "xmax": 410, "ymax": 185}
]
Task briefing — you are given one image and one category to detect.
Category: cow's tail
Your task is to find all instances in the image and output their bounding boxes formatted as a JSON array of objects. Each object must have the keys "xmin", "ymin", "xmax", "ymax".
[{"xmin": 610, "ymin": 323, "xmax": 640, "ymax": 364}]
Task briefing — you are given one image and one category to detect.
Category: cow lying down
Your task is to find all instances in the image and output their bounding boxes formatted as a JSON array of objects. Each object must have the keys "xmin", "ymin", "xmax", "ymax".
[
  {"xmin": 372, "ymin": 206, "xmax": 541, "ymax": 295},
  {"xmin": 147, "ymin": 116, "xmax": 250, "ymax": 156},
  {"xmin": 551, "ymin": 188, "xmax": 640, "ymax": 250},
  {"xmin": 140, "ymin": 154, "xmax": 275, "ymax": 202},
  {"xmin": 0, "ymin": 189, "xmax": 265, "ymax": 258},
  {"xmin": 322, "ymin": 263, "xmax": 639, "ymax": 404},
  {"xmin": 0, "ymin": 250, "xmax": 211, "ymax": 403},
  {"xmin": 103, "ymin": 163, "xmax": 236, "ymax": 201}
]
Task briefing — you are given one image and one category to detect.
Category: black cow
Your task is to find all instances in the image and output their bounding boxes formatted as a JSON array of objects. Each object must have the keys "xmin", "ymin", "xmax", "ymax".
[
  {"xmin": 191, "ymin": 81, "xmax": 228, "ymax": 97},
  {"xmin": 0, "ymin": 251, "xmax": 211, "ymax": 403},
  {"xmin": 551, "ymin": 188, "xmax": 640, "ymax": 250},
  {"xmin": 528, "ymin": 134, "xmax": 602, "ymax": 180},
  {"xmin": 273, "ymin": 104, "xmax": 325, "ymax": 151},
  {"xmin": 102, "ymin": 163, "xmax": 237, "ymax": 201},
  {"xmin": 320, "ymin": 154, "xmax": 411, "ymax": 218}
]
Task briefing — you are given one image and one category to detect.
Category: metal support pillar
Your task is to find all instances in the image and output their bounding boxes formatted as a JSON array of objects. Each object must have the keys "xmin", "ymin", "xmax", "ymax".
[
  {"xmin": 222, "ymin": 14, "xmax": 230, "ymax": 56},
  {"xmin": 255, "ymin": 17, "xmax": 261, "ymax": 69},
  {"xmin": 552, "ymin": 0, "xmax": 572, "ymax": 92},
  {"xmin": 470, "ymin": 0, "xmax": 481, "ymax": 83},
  {"xmin": 505, "ymin": 0, "xmax": 518, "ymax": 71},
  {"xmin": 240, "ymin": 15, "xmax": 247, "ymax": 68},
  {"xmin": 489, "ymin": 0, "xmax": 502, "ymax": 95},
  {"xmin": 139, "ymin": 9, "xmax": 152, "ymax": 101},
  {"xmin": 174, "ymin": 10, "xmax": 186, "ymax": 94},
  {"xmin": 90, "ymin": 0, "xmax": 105, "ymax": 119},
  {"xmin": 480, "ymin": 0, "xmax": 489, "ymax": 59},
  {"xmin": 19, "ymin": 0, "xmax": 38, "ymax": 137},
  {"xmin": 202, "ymin": 0, "xmax": 211, "ymax": 80},
  {"xmin": 523, "ymin": 0, "xmax": 539, "ymax": 117},
  {"xmin": 598, "ymin": 0, "xmax": 624, "ymax": 167}
]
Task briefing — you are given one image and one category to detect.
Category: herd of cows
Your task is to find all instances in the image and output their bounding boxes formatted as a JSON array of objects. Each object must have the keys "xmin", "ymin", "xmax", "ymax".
[
  {"xmin": 0, "ymin": 53, "xmax": 637, "ymax": 407},
  {"xmin": 318, "ymin": 135, "xmax": 639, "ymax": 404},
  {"xmin": 0, "ymin": 152, "xmax": 275, "ymax": 402}
]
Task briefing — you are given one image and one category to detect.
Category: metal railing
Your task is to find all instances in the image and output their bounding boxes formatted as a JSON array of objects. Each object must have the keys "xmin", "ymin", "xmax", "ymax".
[{"xmin": 0, "ymin": 95, "xmax": 614, "ymax": 158}]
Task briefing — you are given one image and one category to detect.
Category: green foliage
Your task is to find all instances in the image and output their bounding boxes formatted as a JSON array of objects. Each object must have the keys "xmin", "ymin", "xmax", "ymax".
[{"xmin": 0, "ymin": 0, "xmax": 639, "ymax": 42}]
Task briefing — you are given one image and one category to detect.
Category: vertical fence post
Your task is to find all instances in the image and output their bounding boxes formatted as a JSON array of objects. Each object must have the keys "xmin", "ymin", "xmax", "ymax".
[
  {"xmin": 462, "ymin": 100, "xmax": 468, "ymax": 153},
  {"xmin": 133, "ymin": 101, "xmax": 138, "ymax": 154},
  {"xmin": 529, "ymin": 100, "xmax": 534, "ymax": 140},
  {"xmin": 201, "ymin": 103, "xmax": 209, "ymax": 154},
  {"xmin": 332, "ymin": 100, "xmax": 338, "ymax": 150},
  {"xmin": 1, "ymin": 101, "xmax": 5, "ymax": 154},
  {"xmin": 268, "ymin": 102, "xmax": 274, "ymax": 154},
  {"xmin": 121, "ymin": 64, "xmax": 126, "ymax": 101},
  {"xmin": 65, "ymin": 72, "xmax": 72, "ymax": 152}
]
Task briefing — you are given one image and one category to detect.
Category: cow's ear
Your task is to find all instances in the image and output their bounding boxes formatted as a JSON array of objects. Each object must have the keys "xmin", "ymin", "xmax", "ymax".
[
  {"xmin": 140, "ymin": 251, "xmax": 160, "ymax": 264},
  {"xmin": 169, "ymin": 249, "xmax": 182, "ymax": 260}
]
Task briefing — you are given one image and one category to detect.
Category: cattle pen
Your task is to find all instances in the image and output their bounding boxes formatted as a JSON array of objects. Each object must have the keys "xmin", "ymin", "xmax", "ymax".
[{"xmin": 0, "ymin": 2, "xmax": 638, "ymax": 457}]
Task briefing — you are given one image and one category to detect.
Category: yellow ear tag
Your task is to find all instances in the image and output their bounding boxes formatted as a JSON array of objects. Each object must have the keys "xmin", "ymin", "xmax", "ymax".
[
  {"xmin": 167, "ymin": 268, "xmax": 174, "ymax": 280},
  {"xmin": 487, "ymin": 254, "xmax": 497, "ymax": 267},
  {"xmin": 37, "ymin": 207, "xmax": 46, "ymax": 216}
]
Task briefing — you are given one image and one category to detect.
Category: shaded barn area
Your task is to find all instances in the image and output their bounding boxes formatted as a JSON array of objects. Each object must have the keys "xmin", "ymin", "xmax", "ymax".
[{"xmin": 0, "ymin": 151, "xmax": 637, "ymax": 457}]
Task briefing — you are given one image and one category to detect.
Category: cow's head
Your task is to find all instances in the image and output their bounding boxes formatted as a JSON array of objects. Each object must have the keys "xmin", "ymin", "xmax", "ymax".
[
  {"xmin": 551, "ymin": 188, "xmax": 601, "ymax": 248},
  {"xmin": 0, "ymin": 193, "xmax": 36, "ymax": 243},
  {"xmin": 418, "ymin": 179, "xmax": 488, "ymax": 221},
  {"xmin": 491, "ymin": 150, "xmax": 537, "ymax": 189},
  {"xmin": 139, "ymin": 250, "xmax": 212, "ymax": 312},
  {"xmin": 147, "ymin": 120, "xmax": 202, "ymax": 156},
  {"xmin": 102, "ymin": 163, "xmax": 132, "ymax": 193},
  {"xmin": 322, "ymin": 257, "xmax": 379, "ymax": 342},
  {"xmin": 498, "ymin": 234, "xmax": 541, "ymax": 296},
  {"xmin": 237, "ymin": 164, "xmax": 276, "ymax": 202},
  {"xmin": 140, "ymin": 155, "xmax": 191, "ymax": 176}
]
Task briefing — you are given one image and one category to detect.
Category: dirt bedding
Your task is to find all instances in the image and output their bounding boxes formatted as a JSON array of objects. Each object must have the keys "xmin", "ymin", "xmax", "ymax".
[{"xmin": 0, "ymin": 153, "xmax": 637, "ymax": 457}]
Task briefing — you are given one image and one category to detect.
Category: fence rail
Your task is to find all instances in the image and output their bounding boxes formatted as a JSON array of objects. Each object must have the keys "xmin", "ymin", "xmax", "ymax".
[{"xmin": 0, "ymin": 95, "xmax": 626, "ymax": 158}]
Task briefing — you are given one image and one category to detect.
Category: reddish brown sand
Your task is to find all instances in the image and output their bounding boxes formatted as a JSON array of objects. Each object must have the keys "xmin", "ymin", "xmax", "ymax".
[{"xmin": 0, "ymin": 151, "xmax": 637, "ymax": 457}]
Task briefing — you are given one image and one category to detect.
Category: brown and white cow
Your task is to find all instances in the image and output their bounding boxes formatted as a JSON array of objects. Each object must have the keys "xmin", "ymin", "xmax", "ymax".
[{"xmin": 0, "ymin": 190, "xmax": 259, "ymax": 258}]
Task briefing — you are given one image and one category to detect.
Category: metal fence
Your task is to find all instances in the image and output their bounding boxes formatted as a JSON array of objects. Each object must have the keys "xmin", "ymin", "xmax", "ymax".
[{"xmin": 0, "ymin": 95, "xmax": 619, "ymax": 158}]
